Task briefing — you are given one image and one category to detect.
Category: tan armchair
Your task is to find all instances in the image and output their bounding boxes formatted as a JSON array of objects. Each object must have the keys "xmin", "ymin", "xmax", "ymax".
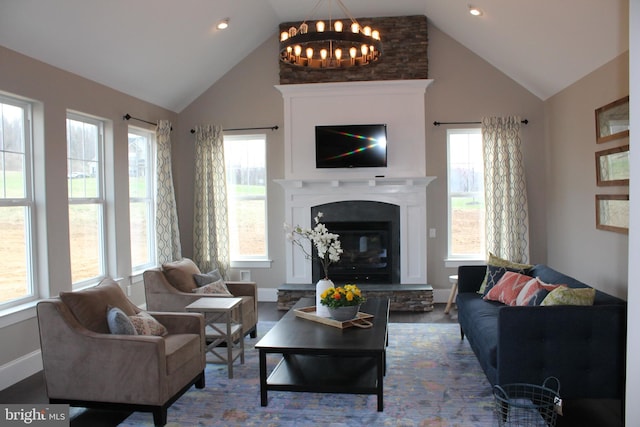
[
  {"xmin": 143, "ymin": 259, "xmax": 258, "ymax": 338},
  {"xmin": 36, "ymin": 279, "xmax": 205, "ymax": 426}
]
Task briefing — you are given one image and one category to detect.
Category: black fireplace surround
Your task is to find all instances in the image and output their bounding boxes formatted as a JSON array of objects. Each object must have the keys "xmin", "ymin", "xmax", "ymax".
[{"xmin": 311, "ymin": 201, "xmax": 400, "ymax": 284}]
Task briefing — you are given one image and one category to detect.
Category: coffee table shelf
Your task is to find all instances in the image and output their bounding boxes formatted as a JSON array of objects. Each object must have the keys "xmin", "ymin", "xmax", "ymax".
[{"xmin": 267, "ymin": 354, "xmax": 379, "ymax": 394}]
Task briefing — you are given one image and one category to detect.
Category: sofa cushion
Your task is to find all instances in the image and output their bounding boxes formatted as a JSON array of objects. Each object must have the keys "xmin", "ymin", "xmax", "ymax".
[
  {"xmin": 164, "ymin": 333, "xmax": 202, "ymax": 375},
  {"xmin": 60, "ymin": 278, "xmax": 136, "ymax": 334},
  {"xmin": 193, "ymin": 269, "xmax": 223, "ymax": 287},
  {"xmin": 456, "ymin": 293, "xmax": 500, "ymax": 371},
  {"xmin": 128, "ymin": 311, "xmax": 168, "ymax": 336},
  {"xmin": 541, "ymin": 287, "xmax": 596, "ymax": 306},
  {"xmin": 162, "ymin": 258, "xmax": 200, "ymax": 293},
  {"xmin": 484, "ymin": 272, "xmax": 535, "ymax": 306},
  {"xmin": 107, "ymin": 306, "xmax": 137, "ymax": 335}
]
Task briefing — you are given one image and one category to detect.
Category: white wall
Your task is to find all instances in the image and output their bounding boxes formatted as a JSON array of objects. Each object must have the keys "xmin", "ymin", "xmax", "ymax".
[{"xmin": 626, "ymin": 0, "xmax": 639, "ymax": 422}]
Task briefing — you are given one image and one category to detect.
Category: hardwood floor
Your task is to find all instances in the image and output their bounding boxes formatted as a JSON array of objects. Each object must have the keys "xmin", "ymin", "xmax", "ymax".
[{"xmin": 0, "ymin": 302, "xmax": 458, "ymax": 426}]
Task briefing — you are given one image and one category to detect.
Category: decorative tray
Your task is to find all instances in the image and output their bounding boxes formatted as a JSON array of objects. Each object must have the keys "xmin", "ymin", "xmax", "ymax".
[{"xmin": 293, "ymin": 306, "xmax": 374, "ymax": 329}]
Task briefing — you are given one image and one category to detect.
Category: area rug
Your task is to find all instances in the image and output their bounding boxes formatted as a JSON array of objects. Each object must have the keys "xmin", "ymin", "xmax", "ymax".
[{"xmin": 120, "ymin": 322, "xmax": 496, "ymax": 426}]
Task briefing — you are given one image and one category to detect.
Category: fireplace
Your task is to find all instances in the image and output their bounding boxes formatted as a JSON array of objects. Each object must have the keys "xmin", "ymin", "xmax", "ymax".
[{"xmin": 311, "ymin": 201, "xmax": 400, "ymax": 284}]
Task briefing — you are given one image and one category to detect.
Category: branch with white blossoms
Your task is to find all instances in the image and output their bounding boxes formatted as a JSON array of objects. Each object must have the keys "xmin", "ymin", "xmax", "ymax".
[{"xmin": 284, "ymin": 212, "xmax": 343, "ymax": 280}]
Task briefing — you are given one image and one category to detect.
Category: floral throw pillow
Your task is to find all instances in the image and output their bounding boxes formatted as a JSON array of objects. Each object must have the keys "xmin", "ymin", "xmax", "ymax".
[
  {"xmin": 193, "ymin": 279, "xmax": 232, "ymax": 295},
  {"xmin": 484, "ymin": 272, "xmax": 535, "ymax": 306},
  {"xmin": 128, "ymin": 311, "xmax": 168, "ymax": 336}
]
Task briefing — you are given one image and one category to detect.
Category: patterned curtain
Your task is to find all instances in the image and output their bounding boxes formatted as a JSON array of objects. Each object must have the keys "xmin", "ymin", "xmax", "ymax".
[
  {"xmin": 192, "ymin": 124, "xmax": 230, "ymax": 277},
  {"xmin": 482, "ymin": 116, "xmax": 530, "ymax": 263},
  {"xmin": 155, "ymin": 120, "xmax": 182, "ymax": 264}
]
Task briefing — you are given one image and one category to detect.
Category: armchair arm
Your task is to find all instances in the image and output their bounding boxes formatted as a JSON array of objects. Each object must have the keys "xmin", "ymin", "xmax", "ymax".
[
  {"xmin": 147, "ymin": 311, "xmax": 204, "ymax": 336},
  {"xmin": 457, "ymin": 265, "xmax": 486, "ymax": 293},
  {"xmin": 225, "ymin": 281, "xmax": 257, "ymax": 299}
]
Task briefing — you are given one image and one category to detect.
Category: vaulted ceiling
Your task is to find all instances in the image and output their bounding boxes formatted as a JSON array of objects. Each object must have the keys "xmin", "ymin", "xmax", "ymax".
[{"xmin": 0, "ymin": 0, "xmax": 629, "ymax": 112}]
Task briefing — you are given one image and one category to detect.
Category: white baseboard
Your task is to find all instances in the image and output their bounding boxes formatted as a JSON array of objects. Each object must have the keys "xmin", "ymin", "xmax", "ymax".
[
  {"xmin": 0, "ymin": 349, "xmax": 42, "ymax": 391},
  {"xmin": 257, "ymin": 287, "xmax": 278, "ymax": 302}
]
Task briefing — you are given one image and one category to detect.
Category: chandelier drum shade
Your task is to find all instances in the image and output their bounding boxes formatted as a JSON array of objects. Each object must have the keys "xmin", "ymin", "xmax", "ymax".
[{"xmin": 279, "ymin": 0, "xmax": 382, "ymax": 69}]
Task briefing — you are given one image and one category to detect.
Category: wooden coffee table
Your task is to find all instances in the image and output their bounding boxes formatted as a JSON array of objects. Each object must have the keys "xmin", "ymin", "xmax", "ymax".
[{"xmin": 255, "ymin": 297, "xmax": 390, "ymax": 411}]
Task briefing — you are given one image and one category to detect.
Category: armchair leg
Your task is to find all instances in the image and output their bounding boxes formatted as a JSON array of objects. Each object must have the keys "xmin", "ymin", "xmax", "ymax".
[
  {"xmin": 195, "ymin": 371, "xmax": 205, "ymax": 389},
  {"xmin": 460, "ymin": 326, "xmax": 465, "ymax": 340},
  {"xmin": 153, "ymin": 407, "xmax": 167, "ymax": 426},
  {"xmin": 250, "ymin": 327, "xmax": 257, "ymax": 338}
]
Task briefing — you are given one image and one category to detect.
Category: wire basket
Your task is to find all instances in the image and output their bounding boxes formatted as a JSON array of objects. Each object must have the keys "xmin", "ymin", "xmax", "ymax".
[{"xmin": 493, "ymin": 377, "xmax": 562, "ymax": 427}]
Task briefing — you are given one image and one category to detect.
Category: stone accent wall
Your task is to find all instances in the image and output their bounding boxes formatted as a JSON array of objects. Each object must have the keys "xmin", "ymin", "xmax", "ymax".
[
  {"xmin": 277, "ymin": 284, "xmax": 434, "ymax": 312},
  {"xmin": 279, "ymin": 15, "xmax": 428, "ymax": 84}
]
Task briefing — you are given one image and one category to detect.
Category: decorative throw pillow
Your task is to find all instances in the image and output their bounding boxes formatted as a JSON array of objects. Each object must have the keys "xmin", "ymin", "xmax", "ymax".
[
  {"xmin": 193, "ymin": 279, "xmax": 232, "ymax": 295},
  {"xmin": 482, "ymin": 265, "xmax": 532, "ymax": 298},
  {"xmin": 478, "ymin": 253, "xmax": 534, "ymax": 294},
  {"xmin": 193, "ymin": 269, "xmax": 223, "ymax": 287},
  {"xmin": 484, "ymin": 272, "xmax": 536, "ymax": 305},
  {"xmin": 107, "ymin": 306, "xmax": 137, "ymax": 335},
  {"xmin": 515, "ymin": 278, "xmax": 566, "ymax": 306},
  {"xmin": 162, "ymin": 258, "xmax": 200, "ymax": 293},
  {"xmin": 527, "ymin": 289, "xmax": 551, "ymax": 306},
  {"xmin": 128, "ymin": 311, "xmax": 168, "ymax": 336},
  {"xmin": 540, "ymin": 287, "xmax": 596, "ymax": 306}
]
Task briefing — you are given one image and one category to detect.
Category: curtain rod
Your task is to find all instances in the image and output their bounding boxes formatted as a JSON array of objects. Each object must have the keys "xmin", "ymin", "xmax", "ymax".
[
  {"xmin": 189, "ymin": 125, "xmax": 279, "ymax": 134},
  {"xmin": 123, "ymin": 113, "xmax": 173, "ymax": 130},
  {"xmin": 433, "ymin": 119, "xmax": 529, "ymax": 126}
]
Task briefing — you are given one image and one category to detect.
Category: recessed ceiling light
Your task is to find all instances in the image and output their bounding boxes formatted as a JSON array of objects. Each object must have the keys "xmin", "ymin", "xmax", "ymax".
[
  {"xmin": 468, "ymin": 6, "xmax": 483, "ymax": 16},
  {"xmin": 217, "ymin": 18, "xmax": 229, "ymax": 30}
]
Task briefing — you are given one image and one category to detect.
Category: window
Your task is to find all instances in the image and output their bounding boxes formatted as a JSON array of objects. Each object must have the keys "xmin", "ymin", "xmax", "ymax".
[
  {"xmin": 447, "ymin": 129, "xmax": 486, "ymax": 259},
  {"xmin": 128, "ymin": 127, "xmax": 156, "ymax": 271},
  {"xmin": 0, "ymin": 96, "xmax": 36, "ymax": 307},
  {"xmin": 224, "ymin": 134, "xmax": 267, "ymax": 261},
  {"xmin": 67, "ymin": 113, "xmax": 105, "ymax": 286}
]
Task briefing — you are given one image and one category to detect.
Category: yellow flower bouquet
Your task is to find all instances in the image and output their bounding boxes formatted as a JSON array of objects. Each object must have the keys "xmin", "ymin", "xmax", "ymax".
[{"xmin": 320, "ymin": 284, "xmax": 365, "ymax": 308}]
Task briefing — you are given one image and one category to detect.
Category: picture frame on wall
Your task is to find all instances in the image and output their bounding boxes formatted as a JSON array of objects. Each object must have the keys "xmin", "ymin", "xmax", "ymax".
[
  {"xmin": 595, "ymin": 96, "xmax": 630, "ymax": 144},
  {"xmin": 595, "ymin": 194, "xmax": 629, "ymax": 234},
  {"xmin": 595, "ymin": 145, "xmax": 630, "ymax": 186}
]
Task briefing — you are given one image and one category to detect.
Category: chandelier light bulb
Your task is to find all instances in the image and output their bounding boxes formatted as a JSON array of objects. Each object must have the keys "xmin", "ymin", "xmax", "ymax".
[{"xmin": 278, "ymin": 0, "xmax": 382, "ymax": 69}]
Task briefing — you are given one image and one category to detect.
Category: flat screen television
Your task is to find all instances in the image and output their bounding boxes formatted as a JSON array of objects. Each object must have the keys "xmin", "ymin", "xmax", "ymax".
[{"xmin": 315, "ymin": 124, "xmax": 387, "ymax": 168}]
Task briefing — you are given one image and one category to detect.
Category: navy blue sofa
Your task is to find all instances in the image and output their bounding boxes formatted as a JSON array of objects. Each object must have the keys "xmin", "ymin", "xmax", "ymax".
[{"xmin": 456, "ymin": 264, "xmax": 627, "ymax": 399}]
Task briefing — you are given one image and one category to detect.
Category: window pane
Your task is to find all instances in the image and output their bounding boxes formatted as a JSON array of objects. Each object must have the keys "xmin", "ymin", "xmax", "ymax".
[
  {"xmin": 129, "ymin": 201, "xmax": 151, "ymax": 267},
  {"xmin": 0, "ymin": 206, "xmax": 30, "ymax": 304},
  {"xmin": 224, "ymin": 135, "xmax": 267, "ymax": 259},
  {"xmin": 67, "ymin": 118, "xmax": 99, "ymax": 198},
  {"xmin": 448, "ymin": 130, "xmax": 485, "ymax": 257},
  {"xmin": 69, "ymin": 204, "xmax": 102, "ymax": 283},
  {"xmin": 128, "ymin": 128, "xmax": 154, "ymax": 270}
]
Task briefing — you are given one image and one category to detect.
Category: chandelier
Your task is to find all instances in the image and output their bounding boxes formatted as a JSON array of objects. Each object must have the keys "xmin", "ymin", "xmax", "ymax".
[{"xmin": 279, "ymin": 0, "xmax": 382, "ymax": 69}]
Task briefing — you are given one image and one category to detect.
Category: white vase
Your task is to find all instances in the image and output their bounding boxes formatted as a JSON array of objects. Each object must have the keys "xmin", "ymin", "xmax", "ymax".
[{"xmin": 316, "ymin": 279, "xmax": 334, "ymax": 318}]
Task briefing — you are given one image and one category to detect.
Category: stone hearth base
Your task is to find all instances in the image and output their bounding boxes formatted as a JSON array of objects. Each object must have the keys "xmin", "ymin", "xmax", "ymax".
[{"xmin": 277, "ymin": 284, "xmax": 433, "ymax": 312}]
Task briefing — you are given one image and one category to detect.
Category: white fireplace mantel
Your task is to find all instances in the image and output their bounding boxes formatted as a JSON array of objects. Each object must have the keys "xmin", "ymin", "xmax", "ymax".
[{"xmin": 277, "ymin": 177, "xmax": 436, "ymax": 285}]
